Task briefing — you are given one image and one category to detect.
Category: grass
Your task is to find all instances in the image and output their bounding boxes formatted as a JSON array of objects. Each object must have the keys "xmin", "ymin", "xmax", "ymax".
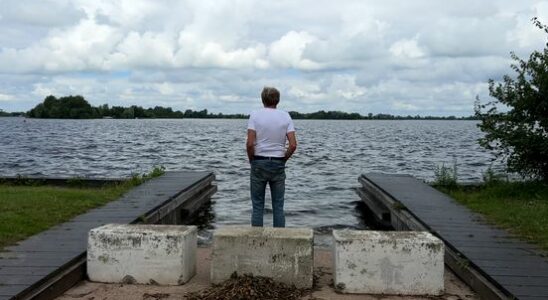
[
  {"xmin": 0, "ymin": 183, "xmax": 132, "ymax": 249},
  {"xmin": 0, "ymin": 166, "xmax": 166, "ymax": 249},
  {"xmin": 437, "ymin": 181, "xmax": 548, "ymax": 251}
]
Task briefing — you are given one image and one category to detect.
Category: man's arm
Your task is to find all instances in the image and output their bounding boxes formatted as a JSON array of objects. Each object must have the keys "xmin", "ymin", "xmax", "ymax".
[
  {"xmin": 247, "ymin": 129, "xmax": 256, "ymax": 162},
  {"xmin": 284, "ymin": 131, "xmax": 297, "ymax": 161}
]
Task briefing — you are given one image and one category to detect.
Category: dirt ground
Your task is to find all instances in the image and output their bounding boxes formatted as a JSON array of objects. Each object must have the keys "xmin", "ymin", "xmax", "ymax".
[{"xmin": 57, "ymin": 247, "xmax": 478, "ymax": 300}]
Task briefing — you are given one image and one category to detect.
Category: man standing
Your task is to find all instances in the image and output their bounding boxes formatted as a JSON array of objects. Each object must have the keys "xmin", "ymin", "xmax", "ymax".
[{"xmin": 246, "ymin": 87, "xmax": 297, "ymax": 227}]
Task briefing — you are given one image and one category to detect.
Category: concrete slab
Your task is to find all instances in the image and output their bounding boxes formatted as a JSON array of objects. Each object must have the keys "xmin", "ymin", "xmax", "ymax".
[
  {"xmin": 210, "ymin": 226, "xmax": 314, "ymax": 288},
  {"xmin": 333, "ymin": 230, "xmax": 444, "ymax": 295},
  {"xmin": 87, "ymin": 224, "xmax": 197, "ymax": 285},
  {"xmin": 58, "ymin": 246, "xmax": 478, "ymax": 300}
]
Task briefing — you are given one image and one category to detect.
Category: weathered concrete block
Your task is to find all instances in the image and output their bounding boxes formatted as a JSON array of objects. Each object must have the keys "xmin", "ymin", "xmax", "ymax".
[
  {"xmin": 333, "ymin": 230, "xmax": 444, "ymax": 295},
  {"xmin": 211, "ymin": 226, "xmax": 314, "ymax": 288},
  {"xmin": 87, "ymin": 224, "xmax": 197, "ymax": 285}
]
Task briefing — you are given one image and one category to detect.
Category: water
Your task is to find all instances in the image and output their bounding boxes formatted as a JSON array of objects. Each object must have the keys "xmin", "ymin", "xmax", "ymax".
[{"xmin": 0, "ymin": 118, "xmax": 497, "ymax": 238}]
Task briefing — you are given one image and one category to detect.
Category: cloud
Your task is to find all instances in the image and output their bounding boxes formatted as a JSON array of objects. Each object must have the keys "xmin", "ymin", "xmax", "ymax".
[
  {"xmin": 111, "ymin": 31, "xmax": 175, "ymax": 68},
  {"xmin": 0, "ymin": 93, "xmax": 14, "ymax": 101},
  {"xmin": 0, "ymin": 0, "xmax": 84, "ymax": 27},
  {"xmin": 390, "ymin": 37, "xmax": 426, "ymax": 59},
  {"xmin": 0, "ymin": 0, "xmax": 546, "ymax": 115},
  {"xmin": 269, "ymin": 31, "xmax": 321, "ymax": 70},
  {"xmin": 392, "ymin": 101, "xmax": 419, "ymax": 111}
]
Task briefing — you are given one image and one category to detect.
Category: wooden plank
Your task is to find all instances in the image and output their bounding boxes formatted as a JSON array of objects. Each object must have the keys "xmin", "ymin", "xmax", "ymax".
[
  {"xmin": 356, "ymin": 187, "xmax": 391, "ymax": 225},
  {"xmin": 0, "ymin": 274, "xmax": 44, "ymax": 285},
  {"xmin": 495, "ymin": 276, "xmax": 548, "ymax": 287},
  {"xmin": 0, "ymin": 171, "xmax": 216, "ymax": 300},
  {"xmin": 473, "ymin": 259, "xmax": 545, "ymax": 268},
  {"xmin": 177, "ymin": 185, "xmax": 217, "ymax": 224},
  {"xmin": 11, "ymin": 236, "xmax": 88, "ymax": 246},
  {"xmin": 0, "ymin": 266, "xmax": 56, "ymax": 276},
  {"xmin": 509, "ymin": 286, "xmax": 548, "ymax": 297},
  {"xmin": 484, "ymin": 267, "xmax": 548, "ymax": 277},
  {"xmin": 19, "ymin": 257, "xmax": 86, "ymax": 300},
  {"xmin": 360, "ymin": 176, "xmax": 509, "ymax": 299},
  {"xmin": 143, "ymin": 174, "xmax": 215, "ymax": 224},
  {"xmin": 361, "ymin": 173, "xmax": 548, "ymax": 300},
  {"xmin": 456, "ymin": 245, "xmax": 542, "ymax": 257},
  {"xmin": 0, "ymin": 260, "xmax": 74, "ymax": 269},
  {"xmin": 443, "ymin": 245, "xmax": 509, "ymax": 300},
  {"xmin": 0, "ymin": 285, "xmax": 26, "ymax": 298}
]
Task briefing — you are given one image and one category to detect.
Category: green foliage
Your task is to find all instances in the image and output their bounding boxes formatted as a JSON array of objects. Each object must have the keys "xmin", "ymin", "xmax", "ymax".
[
  {"xmin": 27, "ymin": 95, "xmax": 96, "ymax": 119},
  {"xmin": 475, "ymin": 18, "xmax": 548, "ymax": 180},
  {"xmin": 433, "ymin": 162, "xmax": 458, "ymax": 188},
  {"xmin": 289, "ymin": 110, "xmax": 363, "ymax": 120},
  {"xmin": 482, "ymin": 166, "xmax": 507, "ymax": 185},
  {"xmin": 0, "ymin": 166, "xmax": 166, "ymax": 248},
  {"xmin": 27, "ymin": 95, "xmax": 186, "ymax": 119},
  {"xmin": 24, "ymin": 94, "xmax": 481, "ymax": 120},
  {"xmin": 147, "ymin": 165, "xmax": 167, "ymax": 178},
  {"xmin": 129, "ymin": 165, "xmax": 166, "ymax": 185},
  {"xmin": 288, "ymin": 110, "xmax": 478, "ymax": 120}
]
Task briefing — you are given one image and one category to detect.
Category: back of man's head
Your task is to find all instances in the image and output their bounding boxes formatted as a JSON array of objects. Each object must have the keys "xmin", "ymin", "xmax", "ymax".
[{"xmin": 261, "ymin": 87, "xmax": 280, "ymax": 107}]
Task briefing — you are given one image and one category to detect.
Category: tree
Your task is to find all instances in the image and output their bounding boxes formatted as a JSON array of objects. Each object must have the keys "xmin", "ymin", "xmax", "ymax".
[
  {"xmin": 475, "ymin": 18, "xmax": 548, "ymax": 180},
  {"xmin": 121, "ymin": 107, "xmax": 135, "ymax": 119}
]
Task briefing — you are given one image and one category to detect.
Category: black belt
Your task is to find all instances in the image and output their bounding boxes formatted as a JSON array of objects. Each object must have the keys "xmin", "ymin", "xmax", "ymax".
[{"xmin": 253, "ymin": 155, "xmax": 285, "ymax": 161}]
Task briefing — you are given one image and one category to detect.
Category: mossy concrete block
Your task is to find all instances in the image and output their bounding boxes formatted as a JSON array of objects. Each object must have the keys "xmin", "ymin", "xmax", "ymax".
[
  {"xmin": 333, "ymin": 230, "xmax": 444, "ymax": 295},
  {"xmin": 87, "ymin": 224, "xmax": 197, "ymax": 285},
  {"xmin": 211, "ymin": 226, "xmax": 314, "ymax": 288}
]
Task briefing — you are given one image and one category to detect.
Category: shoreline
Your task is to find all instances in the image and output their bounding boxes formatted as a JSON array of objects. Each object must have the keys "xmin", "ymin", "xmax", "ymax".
[{"xmin": 1, "ymin": 116, "xmax": 480, "ymax": 121}]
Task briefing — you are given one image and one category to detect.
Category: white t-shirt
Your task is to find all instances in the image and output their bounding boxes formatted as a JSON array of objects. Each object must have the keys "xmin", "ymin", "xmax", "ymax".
[{"xmin": 247, "ymin": 108, "xmax": 295, "ymax": 157}]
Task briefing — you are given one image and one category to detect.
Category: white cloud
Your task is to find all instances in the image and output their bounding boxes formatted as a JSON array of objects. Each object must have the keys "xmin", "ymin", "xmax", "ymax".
[
  {"xmin": 32, "ymin": 84, "xmax": 56, "ymax": 97},
  {"xmin": 507, "ymin": 2, "xmax": 548, "ymax": 49},
  {"xmin": 155, "ymin": 82, "xmax": 175, "ymax": 95},
  {"xmin": 328, "ymin": 75, "xmax": 366, "ymax": 100},
  {"xmin": 0, "ymin": 93, "xmax": 14, "ymax": 101},
  {"xmin": 392, "ymin": 101, "xmax": 419, "ymax": 111},
  {"xmin": 390, "ymin": 37, "xmax": 426, "ymax": 59},
  {"xmin": 110, "ymin": 31, "xmax": 175, "ymax": 68},
  {"xmin": 0, "ymin": 0, "xmax": 84, "ymax": 27},
  {"xmin": 0, "ymin": 0, "xmax": 546, "ymax": 115},
  {"xmin": 269, "ymin": 31, "xmax": 321, "ymax": 70}
]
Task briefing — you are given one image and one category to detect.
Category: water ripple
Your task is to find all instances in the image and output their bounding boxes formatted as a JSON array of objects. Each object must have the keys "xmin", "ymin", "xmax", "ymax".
[{"xmin": 0, "ymin": 118, "xmax": 499, "ymax": 231}]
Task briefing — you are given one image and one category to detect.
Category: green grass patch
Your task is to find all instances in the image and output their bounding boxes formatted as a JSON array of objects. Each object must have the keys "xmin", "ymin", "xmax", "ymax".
[
  {"xmin": 0, "ymin": 166, "xmax": 166, "ymax": 249},
  {"xmin": 0, "ymin": 183, "xmax": 132, "ymax": 249},
  {"xmin": 437, "ymin": 181, "xmax": 548, "ymax": 251}
]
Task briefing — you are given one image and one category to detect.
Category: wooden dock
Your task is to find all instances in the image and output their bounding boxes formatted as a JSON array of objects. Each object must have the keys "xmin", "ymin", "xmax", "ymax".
[
  {"xmin": 0, "ymin": 171, "xmax": 216, "ymax": 300},
  {"xmin": 358, "ymin": 173, "xmax": 548, "ymax": 300}
]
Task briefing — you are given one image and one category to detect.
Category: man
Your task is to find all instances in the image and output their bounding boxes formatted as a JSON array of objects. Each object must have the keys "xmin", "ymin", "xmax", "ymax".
[{"xmin": 246, "ymin": 87, "xmax": 297, "ymax": 227}]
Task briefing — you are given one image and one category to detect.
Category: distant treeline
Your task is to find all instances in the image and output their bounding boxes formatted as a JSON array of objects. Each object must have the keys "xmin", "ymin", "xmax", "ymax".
[
  {"xmin": 26, "ymin": 95, "xmax": 186, "ymax": 119},
  {"xmin": 23, "ymin": 95, "xmax": 478, "ymax": 120},
  {"xmin": 288, "ymin": 111, "xmax": 477, "ymax": 120},
  {"xmin": 0, "ymin": 109, "xmax": 24, "ymax": 117}
]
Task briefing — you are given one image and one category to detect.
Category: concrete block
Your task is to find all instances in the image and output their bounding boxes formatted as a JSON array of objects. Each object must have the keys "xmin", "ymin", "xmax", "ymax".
[
  {"xmin": 87, "ymin": 224, "xmax": 197, "ymax": 285},
  {"xmin": 211, "ymin": 226, "xmax": 314, "ymax": 288},
  {"xmin": 333, "ymin": 230, "xmax": 444, "ymax": 295}
]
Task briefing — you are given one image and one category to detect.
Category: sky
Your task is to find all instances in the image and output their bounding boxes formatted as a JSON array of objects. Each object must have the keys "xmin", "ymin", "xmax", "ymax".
[{"xmin": 0, "ymin": 0, "xmax": 547, "ymax": 116}]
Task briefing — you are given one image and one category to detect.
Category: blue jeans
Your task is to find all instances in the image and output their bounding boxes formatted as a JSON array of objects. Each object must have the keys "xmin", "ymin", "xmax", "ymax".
[{"xmin": 250, "ymin": 159, "xmax": 286, "ymax": 227}]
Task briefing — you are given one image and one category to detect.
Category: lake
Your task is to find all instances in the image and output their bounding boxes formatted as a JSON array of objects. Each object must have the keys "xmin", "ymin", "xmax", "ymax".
[{"xmin": 0, "ymin": 118, "xmax": 498, "ymax": 237}]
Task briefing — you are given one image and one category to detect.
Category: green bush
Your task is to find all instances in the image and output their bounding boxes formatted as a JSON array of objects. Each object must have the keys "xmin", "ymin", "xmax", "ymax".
[
  {"xmin": 129, "ymin": 166, "xmax": 166, "ymax": 185},
  {"xmin": 475, "ymin": 18, "xmax": 548, "ymax": 181},
  {"xmin": 482, "ymin": 166, "xmax": 507, "ymax": 185},
  {"xmin": 433, "ymin": 162, "xmax": 458, "ymax": 188}
]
